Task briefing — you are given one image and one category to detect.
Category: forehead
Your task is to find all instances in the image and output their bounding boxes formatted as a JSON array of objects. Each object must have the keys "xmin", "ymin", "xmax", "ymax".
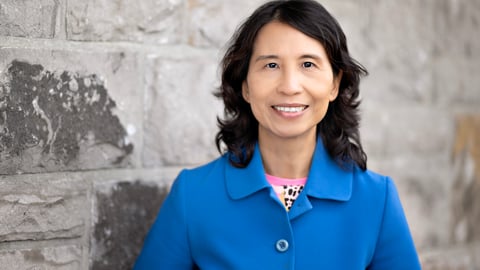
[{"xmin": 252, "ymin": 21, "xmax": 327, "ymax": 57}]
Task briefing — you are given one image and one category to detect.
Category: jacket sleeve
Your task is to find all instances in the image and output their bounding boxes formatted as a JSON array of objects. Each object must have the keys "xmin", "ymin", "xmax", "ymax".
[
  {"xmin": 134, "ymin": 170, "xmax": 195, "ymax": 269},
  {"xmin": 368, "ymin": 177, "xmax": 422, "ymax": 270}
]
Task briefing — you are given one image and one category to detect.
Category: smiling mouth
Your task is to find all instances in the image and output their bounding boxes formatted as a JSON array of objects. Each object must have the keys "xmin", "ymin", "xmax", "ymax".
[{"xmin": 272, "ymin": 105, "xmax": 308, "ymax": 113}]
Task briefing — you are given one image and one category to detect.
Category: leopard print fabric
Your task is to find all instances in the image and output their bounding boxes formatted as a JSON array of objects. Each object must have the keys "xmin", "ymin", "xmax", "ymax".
[{"xmin": 283, "ymin": 185, "xmax": 304, "ymax": 211}]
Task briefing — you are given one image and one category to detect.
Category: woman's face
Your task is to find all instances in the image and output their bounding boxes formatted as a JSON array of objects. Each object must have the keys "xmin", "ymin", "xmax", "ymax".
[{"xmin": 243, "ymin": 21, "xmax": 341, "ymax": 142}]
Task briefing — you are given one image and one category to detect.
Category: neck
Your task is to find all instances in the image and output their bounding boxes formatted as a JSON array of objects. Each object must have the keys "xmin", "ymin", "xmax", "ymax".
[{"xmin": 258, "ymin": 131, "xmax": 316, "ymax": 179}]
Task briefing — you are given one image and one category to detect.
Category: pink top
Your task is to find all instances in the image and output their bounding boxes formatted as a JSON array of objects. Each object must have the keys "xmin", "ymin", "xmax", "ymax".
[
  {"xmin": 265, "ymin": 174, "xmax": 307, "ymax": 211},
  {"xmin": 265, "ymin": 174, "xmax": 307, "ymax": 186}
]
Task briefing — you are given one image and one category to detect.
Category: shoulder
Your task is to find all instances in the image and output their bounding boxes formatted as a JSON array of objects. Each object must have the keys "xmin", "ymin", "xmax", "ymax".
[
  {"xmin": 355, "ymin": 166, "xmax": 388, "ymax": 182},
  {"xmin": 358, "ymin": 169, "xmax": 421, "ymax": 268},
  {"xmin": 179, "ymin": 154, "xmax": 228, "ymax": 181},
  {"xmin": 353, "ymin": 167, "xmax": 393, "ymax": 192},
  {"xmin": 350, "ymin": 167, "xmax": 400, "ymax": 212},
  {"xmin": 350, "ymin": 168, "xmax": 411, "ymax": 240},
  {"xmin": 172, "ymin": 154, "xmax": 229, "ymax": 196}
]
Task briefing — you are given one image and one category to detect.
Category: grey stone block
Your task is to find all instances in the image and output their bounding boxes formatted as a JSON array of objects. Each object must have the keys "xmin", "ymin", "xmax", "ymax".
[
  {"xmin": 186, "ymin": 0, "xmax": 268, "ymax": 48},
  {"xmin": 0, "ymin": 176, "xmax": 87, "ymax": 242},
  {"xmin": 143, "ymin": 50, "xmax": 223, "ymax": 167},
  {"xmin": 91, "ymin": 180, "xmax": 168, "ymax": 270},
  {"xmin": 420, "ymin": 242, "xmax": 480, "ymax": 270},
  {"xmin": 325, "ymin": 0, "xmax": 480, "ymax": 108},
  {"xmin": 0, "ymin": 245, "xmax": 83, "ymax": 270},
  {"xmin": 361, "ymin": 106, "xmax": 454, "ymax": 159},
  {"xmin": 450, "ymin": 115, "xmax": 480, "ymax": 245},
  {"xmin": 432, "ymin": 0, "xmax": 480, "ymax": 106},
  {"xmin": 332, "ymin": 0, "xmax": 436, "ymax": 106},
  {"xmin": 0, "ymin": 46, "xmax": 142, "ymax": 174},
  {"xmin": 66, "ymin": 0, "xmax": 186, "ymax": 44},
  {"xmin": 0, "ymin": 0, "xmax": 60, "ymax": 39}
]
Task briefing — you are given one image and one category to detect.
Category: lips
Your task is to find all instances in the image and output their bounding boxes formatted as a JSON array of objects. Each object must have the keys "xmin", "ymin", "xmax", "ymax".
[{"xmin": 272, "ymin": 105, "xmax": 308, "ymax": 113}]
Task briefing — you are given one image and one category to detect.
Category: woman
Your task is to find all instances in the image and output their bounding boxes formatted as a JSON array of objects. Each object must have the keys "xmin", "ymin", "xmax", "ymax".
[{"xmin": 134, "ymin": 0, "xmax": 421, "ymax": 269}]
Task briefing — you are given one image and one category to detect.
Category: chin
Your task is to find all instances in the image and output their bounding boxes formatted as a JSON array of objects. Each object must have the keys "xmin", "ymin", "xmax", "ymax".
[{"xmin": 275, "ymin": 130, "xmax": 315, "ymax": 140}]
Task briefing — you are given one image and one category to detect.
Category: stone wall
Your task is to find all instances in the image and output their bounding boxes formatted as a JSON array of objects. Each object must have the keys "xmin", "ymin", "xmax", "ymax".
[{"xmin": 0, "ymin": 0, "xmax": 479, "ymax": 269}]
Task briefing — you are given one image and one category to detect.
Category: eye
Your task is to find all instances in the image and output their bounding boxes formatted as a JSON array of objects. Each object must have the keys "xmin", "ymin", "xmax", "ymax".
[
  {"xmin": 303, "ymin": 62, "xmax": 315, "ymax": 68},
  {"xmin": 266, "ymin": 63, "xmax": 278, "ymax": 69}
]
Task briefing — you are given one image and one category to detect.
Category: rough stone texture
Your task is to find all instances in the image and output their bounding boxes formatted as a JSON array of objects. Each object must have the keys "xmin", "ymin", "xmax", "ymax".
[
  {"xmin": 186, "ymin": 0, "xmax": 268, "ymax": 48},
  {"xmin": 0, "ymin": 176, "xmax": 87, "ymax": 242},
  {"xmin": 450, "ymin": 115, "xmax": 480, "ymax": 245},
  {"xmin": 433, "ymin": 0, "xmax": 480, "ymax": 107},
  {"xmin": 0, "ymin": 245, "xmax": 83, "ymax": 270},
  {"xmin": 322, "ymin": 0, "xmax": 436, "ymax": 106},
  {"xmin": 0, "ymin": 0, "xmax": 60, "ymax": 39},
  {"xmin": 0, "ymin": 60, "xmax": 132, "ymax": 173},
  {"xmin": 361, "ymin": 107, "xmax": 453, "ymax": 159},
  {"xmin": 91, "ymin": 180, "xmax": 168, "ymax": 270},
  {"xmin": 0, "ymin": 47, "xmax": 142, "ymax": 173},
  {"xmin": 421, "ymin": 243, "xmax": 480, "ymax": 270},
  {"xmin": 143, "ymin": 50, "xmax": 223, "ymax": 167},
  {"xmin": 66, "ymin": 0, "xmax": 186, "ymax": 44}
]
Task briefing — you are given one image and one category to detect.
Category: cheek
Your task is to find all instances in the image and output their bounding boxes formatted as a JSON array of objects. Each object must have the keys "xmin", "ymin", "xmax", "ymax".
[
  {"xmin": 249, "ymin": 101, "xmax": 265, "ymax": 118},
  {"xmin": 246, "ymin": 94, "xmax": 270, "ymax": 123},
  {"xmin": 313, "ymin": 98, "xmax": 332, "ymax": 119}
]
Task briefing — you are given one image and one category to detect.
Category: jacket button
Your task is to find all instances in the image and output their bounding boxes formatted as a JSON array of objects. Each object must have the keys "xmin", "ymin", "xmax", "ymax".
[{"xmin": 275, "ymin": 239, "xmax": 289, "ymax": 252}]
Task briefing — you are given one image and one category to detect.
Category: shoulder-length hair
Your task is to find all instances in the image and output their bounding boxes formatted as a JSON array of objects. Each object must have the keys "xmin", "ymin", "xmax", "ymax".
[{"xmin": 215, "ymin": 0, "xmax": 368, "ymax": 170}]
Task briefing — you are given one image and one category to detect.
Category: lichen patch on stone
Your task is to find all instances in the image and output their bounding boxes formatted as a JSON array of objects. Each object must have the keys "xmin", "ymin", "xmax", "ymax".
[{"xmin": 0, "ymin": 60, "xmax": 133, "ymax": 174}]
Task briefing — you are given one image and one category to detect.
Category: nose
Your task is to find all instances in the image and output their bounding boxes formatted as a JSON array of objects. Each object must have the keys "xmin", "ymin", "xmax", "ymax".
[{"xmin": 277, "ymin": 67, "xmax": 302, "ymax": 95}]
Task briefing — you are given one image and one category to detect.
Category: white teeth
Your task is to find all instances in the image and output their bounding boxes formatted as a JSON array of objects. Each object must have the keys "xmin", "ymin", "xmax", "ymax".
[{"xmin": 273, "ymin": 106, "xmax": 306, "ymax": 113}]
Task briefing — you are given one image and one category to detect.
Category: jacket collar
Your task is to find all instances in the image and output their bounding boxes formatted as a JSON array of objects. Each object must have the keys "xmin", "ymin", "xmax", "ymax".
[{"xmin": 225, "ymin": 138, "xmax": 353, "ymax": 201}]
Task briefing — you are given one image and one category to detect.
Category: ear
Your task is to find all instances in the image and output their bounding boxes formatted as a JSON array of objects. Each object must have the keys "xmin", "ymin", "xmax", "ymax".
[
  {"xmin": 242, "ymin": 81, "xmax": 250, "ymax": 103},
  {"xmin": 329, "ymin": 70, "xmax": 343, "ymax": 101}
]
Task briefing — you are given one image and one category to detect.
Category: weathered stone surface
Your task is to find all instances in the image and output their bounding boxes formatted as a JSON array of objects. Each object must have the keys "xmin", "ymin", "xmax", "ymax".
[
  {"xmin": 66, "ymin": 0, "xmax": 186, "ymax": 44},
  {"xmin": 420, "ymin": 242, "xmax": 480, "ymax": 270},
  {"xmin": 143, "ymin": 49, "xmax": 222, "ymax": 167},
  {"xmin": 322, "ymin": 0, "xmax": 437, "ymax": 106},
  {"xmin": 186, "ymin": 0, "xmax": 268, "ymax": 48},
  {"xmin": 0, "ymin": 61, "xmax": 132, "ymax": 173},
  {"xmin": 361, "ymin": 106, "xmax": 453, "ymax": 159},
  {"xmin": 450, "ymin": 115, "xmax": 480, "ymax": 244},
  {"xmin": 433, "ymin": 0, "xmax": 480, "ymax": 107},
  {"xmin": 91, "ymin": 180, "xmax": 168, "ymax": 270},
  {"xmin": 0, "ymin": 176, "xmax": 87, "ymax": 242},
  {"xmin": 0, "ymin": 0, "xmax": 60, "ymax": 39},
  {"xmin": 0, "ymin": 47, "xmax": 142, "ymax": 174},
  {"xmin": 0, "ymin": 245, "xmax": 83, "ymax": 270}
]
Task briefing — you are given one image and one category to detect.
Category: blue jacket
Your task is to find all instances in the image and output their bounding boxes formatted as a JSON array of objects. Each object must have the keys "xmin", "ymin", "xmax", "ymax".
[{"xmin": 135, "ymin": 141, "xmax": 421, "ymax": 269}]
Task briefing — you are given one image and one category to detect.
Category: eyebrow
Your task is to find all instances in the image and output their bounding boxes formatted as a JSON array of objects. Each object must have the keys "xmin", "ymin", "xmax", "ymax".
[
  {"xmin": 299, "ymin": 54, "xmax": 322, "ymax": 60},
  {"xmin": 254, "ymin": 55, "xmax": 279, "ymax": 62},
  {"xmin": 254, "ymin": 54, "xmax": 323, "ymax": 62}
]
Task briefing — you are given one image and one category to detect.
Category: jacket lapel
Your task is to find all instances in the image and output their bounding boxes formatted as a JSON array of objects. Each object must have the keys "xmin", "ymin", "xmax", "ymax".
[
  {"xmin": 225, "ymin": 139, "xmax": 354, "ymax": 203},
  {"xmin": 225, "ymin": 144, "xmax": 270, "ymax": 200},
  {"xmin": 288, "ymin": 140, "xmax": 353, "ymax": 220},
  {"xmin": 304, "ymin": 140, "xmax": 353, "ymax": 201}
]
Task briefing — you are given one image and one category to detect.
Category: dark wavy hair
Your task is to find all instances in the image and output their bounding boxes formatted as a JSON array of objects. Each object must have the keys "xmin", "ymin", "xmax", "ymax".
[{"xmin": 215, "ymin": 0, "xmax": 368, "ymax": 170}]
